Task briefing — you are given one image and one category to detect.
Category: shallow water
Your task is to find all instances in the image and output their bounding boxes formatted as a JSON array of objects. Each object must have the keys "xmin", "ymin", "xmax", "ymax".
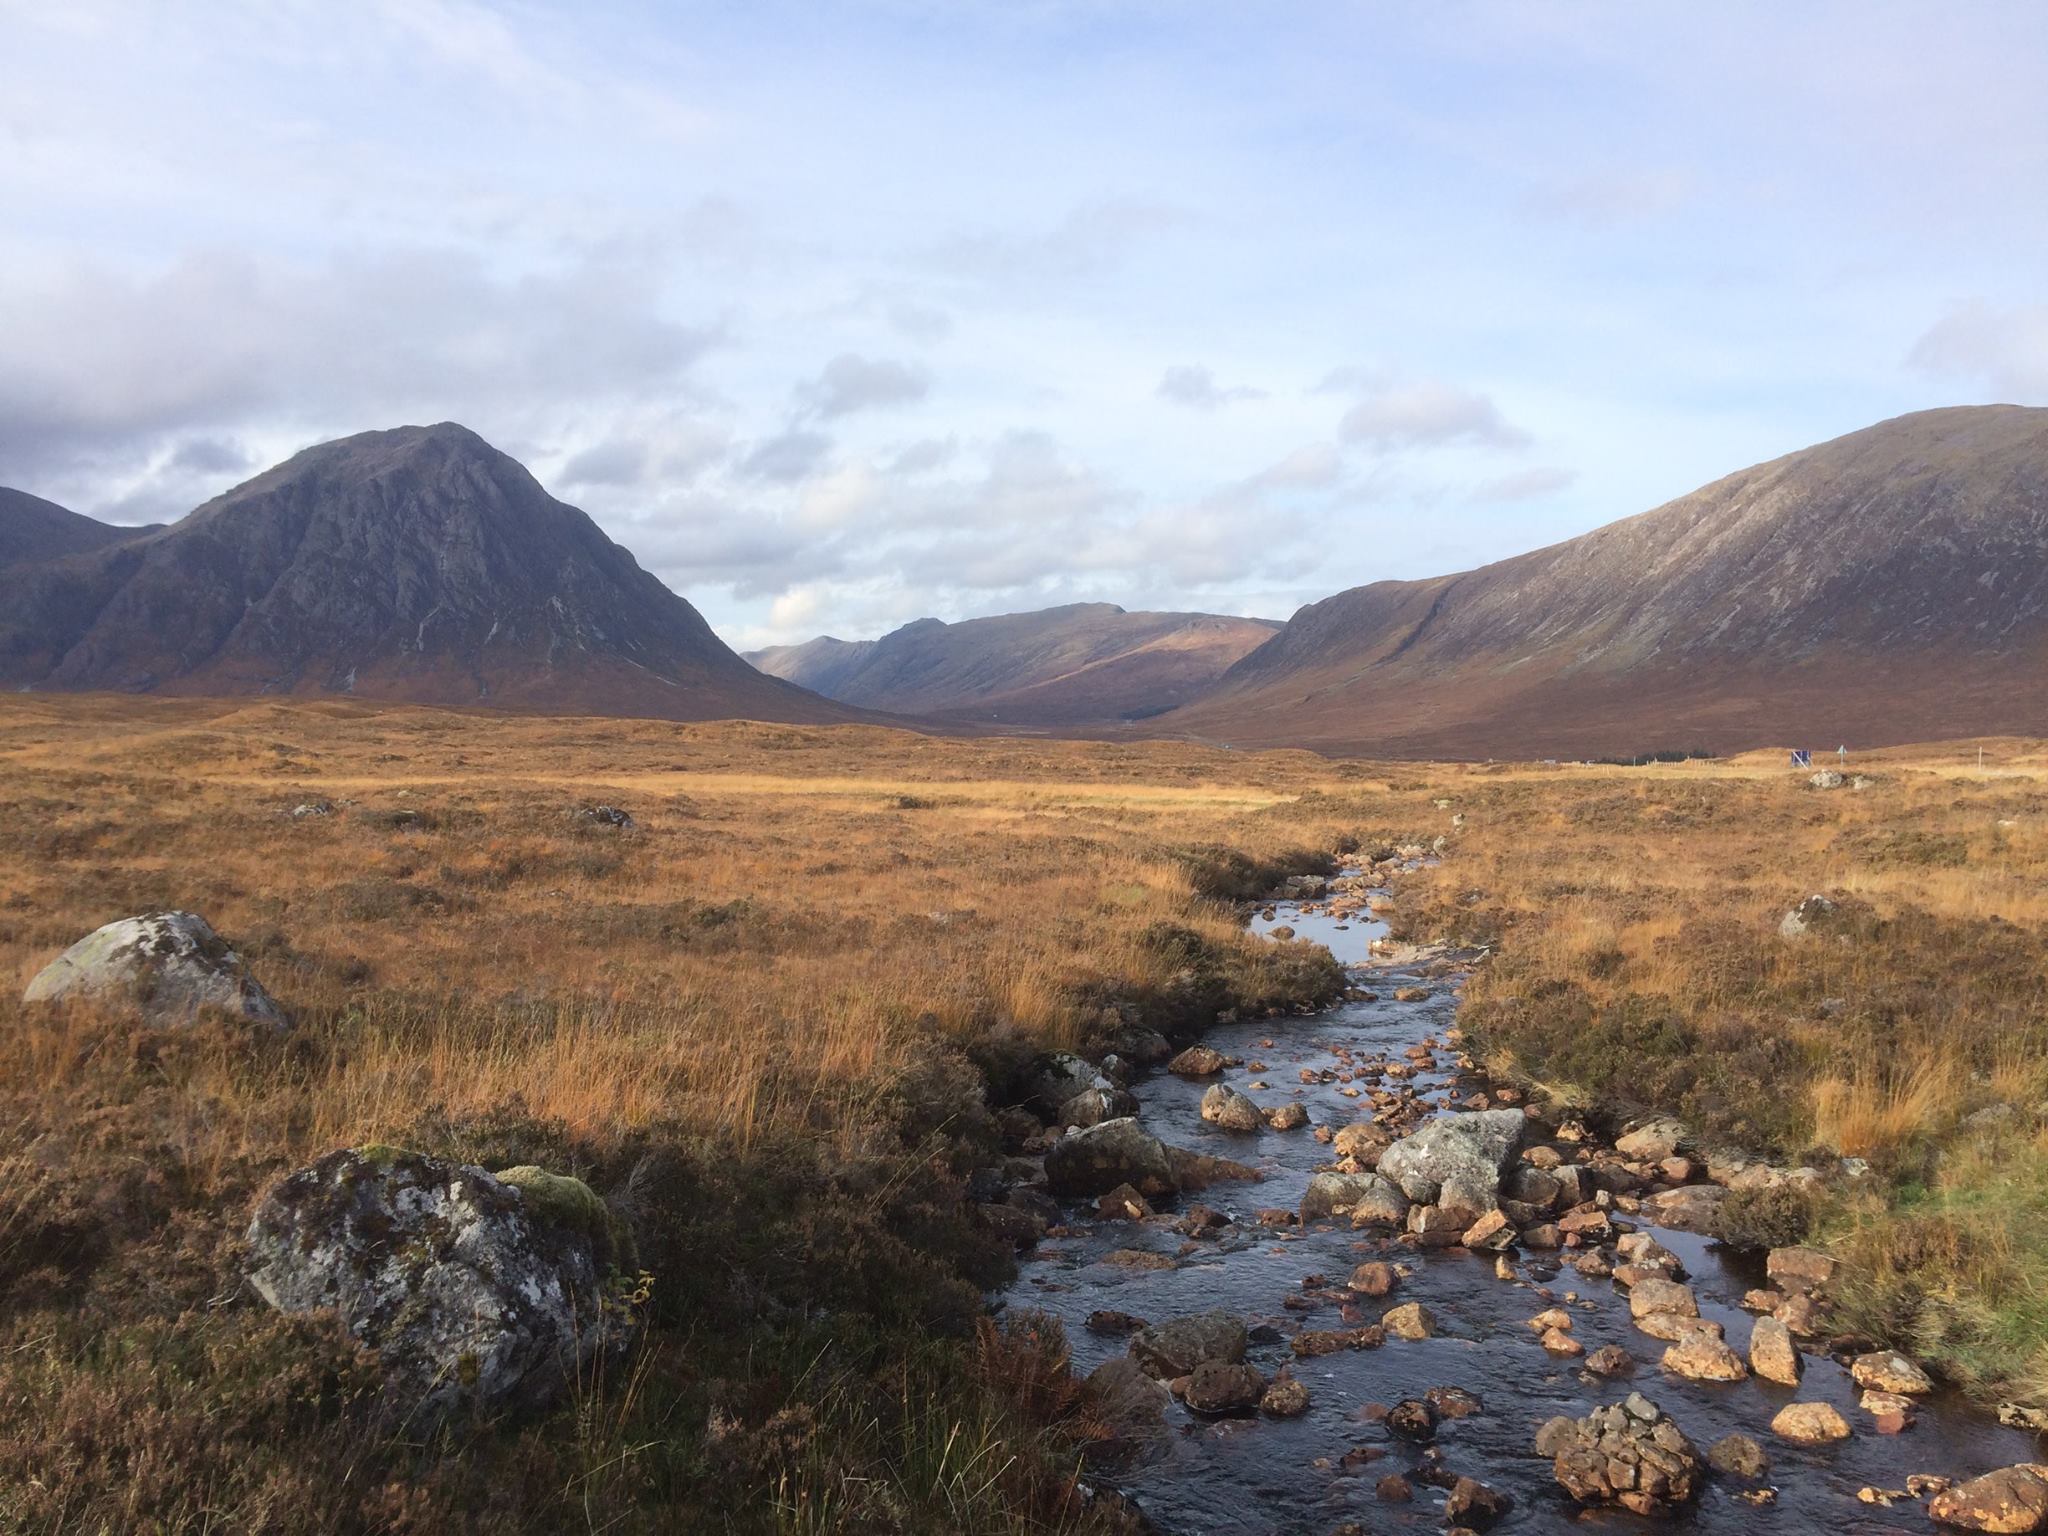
[{"xmin": 1007, "ymin": 889, "xmax": 2037, "ymax": 1533}]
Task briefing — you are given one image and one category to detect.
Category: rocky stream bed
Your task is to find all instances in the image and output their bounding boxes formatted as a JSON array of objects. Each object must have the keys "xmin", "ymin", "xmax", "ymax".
[{"xmin": 994, "ymin": 878, "xmax": 2047, "ymax": 1533}]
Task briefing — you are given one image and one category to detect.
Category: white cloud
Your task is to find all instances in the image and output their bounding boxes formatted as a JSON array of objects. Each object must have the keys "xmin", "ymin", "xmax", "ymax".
[
  {"xmin": 1333, "ymin": 377, "xmax": 1531, "ymax": 453},
  {"xmin": 1907, "ymin": 302, "xmax": 2048, "ymax": 398},
  {"xmin": 797, "ymin": 353, "xmax": 931, "ymax": 418},
  {"xmin": 1156, "ymin": 364, "xmax": 1266, "ymax": 409},
  {"xmin": 1473, "ymin": 465, "xmax": 1577, "ymax": 502}
]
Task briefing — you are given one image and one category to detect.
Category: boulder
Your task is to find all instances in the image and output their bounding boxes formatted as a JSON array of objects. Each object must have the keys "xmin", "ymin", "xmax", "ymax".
[
  {"xmin": 1046, "ymin": 1118, "xmax": 1178, "ymax": 1198},
  {"xmin": 1081, "ymin": 1356, "xmax": 1171, "ymax": 1455},
  {"xmin": 1927, "ymin": 1465, "xmax": 2048, "ymax": 1532},
  {"xmin": 1779, "ymin": 892, "xmax": 1838, "ymax": 935},
  {"xmin": 1200, "ymin": 1084, "xmax": 1266, "ymax": 1133},
  {"xmin": 1770, "ymin": 1400, "xmax": 1851, "ymax": 1445},
  {"xmin": 1546, "ymin": 1393, "xmax": 1704, "ymax": 1516},
  {"xmin": 1749, "ymin": 1316, "xmax": 1803, "ymax": 1386},
  {"xmin": 1167, "ymin": 1045, "xmax": 1227, "ymax": 1077},
  {"xmin": 1184, "ymin": 1360, "xmax": 1265, "ymax": 1414},
  {"xmin": 1766, "ymin": 1245, "xmax": 1836, "ymax": 1292},
  {"xmin": 1058, "ymin": 1085, "xmax": 1139, "ymax": 1127},
  {"xmin": 245, "ymin": 1147, "xmax": 636, "ymax": 1423},
  {"xmin": 1377, "ymin": 1109, "xmax": 1526, "ymax": 1205},
  {"xmin": 1628, "ymin": 1277, "xmax": 1699, "ymax": 1327},
  {"xmin": 1850, "ymin": 1350, "xmax": 1933, "ymax": 1395},
  {"xmin": 1301, "ymin": 1170, "xmax": 1404, "ymax": 1222},
  {"xmin": 1260, "ymin": 1373, "xmax": 1311, "ymax": 1417},
  {"xmin": 1662, "ymin": 1331, "xmax": 1747, "ymax": 1382},
  {"xmin": 25, "ymin": 911, "xmax": 287, "ymax": 1027},
  {"xmin": 1708, "ymin": 1433, "xmax": 1770, "ymax": 1479},
  {"xmin": 1129, "ymin": 1310, "xmax": 1247, "ymax": 1379},
  {"xmin": 1347, "ymin": 1260, "xmax": 1397, "ymax": 1297},
  {"xmin": 1444, "ymin": 1476, "xmax": 1510, "ymax": 1529},
  {"xmin": 1266, "ymin": 1102, "xmax": 1309, "ymax": 1131},
  {"xmin": 1382, "ymin": 1301, "xmax": 1436, "ymax": 1340},
  {"xmin": 1644, "ymin": 1184, "xmax": 1728, "ymax": 1233},
  {"xmin": 1617, "ymin": 1119, "xmax": 1685, "ymax": 1162}
]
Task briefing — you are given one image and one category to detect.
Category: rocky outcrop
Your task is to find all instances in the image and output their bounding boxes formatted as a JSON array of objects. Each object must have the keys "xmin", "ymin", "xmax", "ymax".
[
  {"xmin": 24, "ymin": 911, "xmax": 286, "ymax": 1027},
  {"xmin": 244, "ymin": 1147, "xmax": 638, "ymax": 1424},
  {"xmin": 1543, "ymin": 1394, "xmax": 1704, "ymax": 1516}
]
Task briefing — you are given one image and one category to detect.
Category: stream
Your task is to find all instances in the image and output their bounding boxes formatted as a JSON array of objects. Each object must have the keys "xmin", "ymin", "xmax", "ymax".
[{"xmin": 1004, "ymin": 881, "xmax": 2038, "ymax": 1532}]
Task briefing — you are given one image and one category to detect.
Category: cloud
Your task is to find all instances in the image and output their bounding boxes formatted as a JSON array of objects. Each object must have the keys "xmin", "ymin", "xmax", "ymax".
[
  {"xmin": 738, "ymin": 428, "xmax": 834, "ymax": 483},
  {"xmin": 560, "ymin": 438, "xmax": 648, "ymax": 487},
  {"xmin": 889, "ymin": 301, "xmax": 953, "ymax": 343},
  {"xmin": 0, "ymin": 247, "xmax": 718, "ymax": 485},
  {"xmin": 1472, "ymin": 465, "xmax": 1577, "ymax": 502},
  {"xmin": 1156, "ymin": 364, "xmax": 1266, "ymax": 409},
  {"xmin": 166, "ymin": 435, "xmax": 252, "ymax": 475},
  {"xmin": 797, "ymin": 352, "xmax": 931, "ymax": 418},
  {"xmin": 1329, "ymin": 375, "xmax": 1531, "ymax": 452},
  {"xmin": 1250, "ymin": 442, "xmax": 1343, "ymax": 490},
  {"xmin": 1907, "ymin": 302, "xmax": 2048, "ymax": 397}
]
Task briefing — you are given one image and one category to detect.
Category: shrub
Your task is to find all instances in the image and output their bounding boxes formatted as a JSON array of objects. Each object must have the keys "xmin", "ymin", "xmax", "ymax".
[{"xmin": 1714, "ymin": 1182, "xmax": 1817, "ymax": 1251}]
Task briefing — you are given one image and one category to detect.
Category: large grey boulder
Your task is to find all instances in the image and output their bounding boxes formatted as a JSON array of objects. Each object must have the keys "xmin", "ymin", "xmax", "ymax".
[
  {"xmin": 1046, "ymin": 1117, "xmax": 1179, "ymax": 1198},
  {"xmin": 1027, "ymin": 1052, "xmax": 1113, "ymax": 1117},
  {"xmin": 1129, "ymin": 1309, "xmax": 1248, "ymax": 1379},
  {"xmin": 1377, "ymin": 1109, "xmax": 1526, "ymax": 1205},
  {"xmin": 1301, "ymin": 1170, "xmax": 1407, "ymax": 1223},
  {"xmin": 245, "ymin": 1147, "xmax": 638, "ymax": 1424},
  {"xmin": 24, "ymin": 911, "xmax": 286, "ymax": 1027}
]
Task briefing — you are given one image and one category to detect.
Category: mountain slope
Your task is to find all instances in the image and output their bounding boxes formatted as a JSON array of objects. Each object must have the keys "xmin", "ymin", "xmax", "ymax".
[
  {"xmin": 749, "ymin": 603, "xmax": 1280, "ymax": 724},
  {"xmin": 0, "ymin": 488, "xmax": 157, "ymax": 568},
  {"xmin": 1164, "ymin": 405, "xmax": 2048, "ymax": 757},
  {"xmin": 0, "ymin": 424, "xmax": 868, "ymax": 724}
]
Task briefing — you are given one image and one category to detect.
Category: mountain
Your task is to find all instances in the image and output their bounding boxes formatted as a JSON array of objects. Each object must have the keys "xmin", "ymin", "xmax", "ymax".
[
  {"xmin": 0, "ymin": 488, "xmax": 157, "ymax": 568},
  {"xmin": 1162, "ymin": 405, "xmax": 2048, "ymax": 758},
  {"xmin": 748, "ymin": 603, "xmax": 1281, "ymax": 724},
  {"xmin": 0, "ymin": 424, "xmax": 869, "ymax": 724}
]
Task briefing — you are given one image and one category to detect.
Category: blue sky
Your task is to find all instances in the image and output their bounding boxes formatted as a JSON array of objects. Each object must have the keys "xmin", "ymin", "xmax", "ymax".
[{"xmin": 3, "ymin": 1, "xmax": 2045, "ymax": 648}]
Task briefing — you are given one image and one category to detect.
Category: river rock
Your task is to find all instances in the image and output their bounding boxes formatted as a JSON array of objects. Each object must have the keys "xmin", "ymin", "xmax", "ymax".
[
  {"xmin": 1927, "ymin": 1464, "xmax": 2048, "ymax": 1531},
  {"xmin": 1545, "ymin": 1393, "xmax": 1704, "ymax": 1516},
  {"xmin": 1662, "ymin": 1331, "xmax": 1748, "ymax": 1382},
  {"xmin": 1770, "ymin": 1400, "xmax": 1851, "ymax": 1445},
  {"xmin": 1767, "ymin": 1245, "xmax": 1836, "ymax": 1292},
  {"xmin": 1333, "ymin": 1120, "xmax": 1389, "ymax": 1161},
  {"xmin": 1130, "ymin": 1310, "xmax": 1247, "ymax": 1379},
  {"xmin": 1749, "ymin": 1316, "xmax": 1803, "ymax": 1385},
  {"xmin": 1584, "ymin": 1345, "xmax": 1635, "ymax": 1378},
  {"xmin": 1301, "ymin": 1170, "xmax": 1404, "ymax": 1222},
  {"xmin": 1382, "ymin": 1301, "xmax": 1435, "ymax": 1340},
  {"xmin": 24, "ymin": 911, "xmax": 288, "ymax": 1027},
  {"xmin": 1708, "ymin": 1432, "xmax": 1771, "ymax": 1479},
  {"xmin": 1059, "ymin": 1085, "xmax": 1139, "ymax": 1127},
  {"xmin": 1377, "ymin": 1109, "xmax": 1526, "ymax": 1205},
  {"xmin": 1046, "ymin": 1118, "xmax": 1178, "ymax": 1198},
  {"xmin": 1260, "ymin": 1372, "xmax": 1311, "ymax": 1417},
  {"xmin": 1644, "ymin": 1184, "xmax": 1728, "ymax": 1232},
  {"xmin": 1348, "ymin": 1260, "xmax": 1396, "ymax": 1297},
  {"xmin": 1386, "ymin": 1398, "xmax": 1439, "ymax": 1441},
  {"xmin": 244, "ymin": 1147, "xmax": 634, "ymax": 1423},
  {"xmin": 1617, "ymin": 1119, "xmax": 1685, "ymax": 1162},
  {"xmin": 1184, "ymin": 1360, "xmax": 1265, "ymax": 1414},
  {"xmin": 1028, "ymin": 1051, "xmax": 1107, "ymax": 1115},
  {"xmin": 1628, "ymin": 1277, "xmax": 1698, "ymax": 1327},
  {"xmin": 1200, "ymin": 1084, "xmax": 1266, "ymax": 1133},
  {"xmin": 1445, "ymin": 1476, "xmax": 1510, "ymax": 1529},
  {"xmin": 1851, "ymin": 1349, "xmax": 1934, "ymax": 1395},
  {"xmin": 1266, "ymin": 1102, "xmax": 1309, "ymax": 1131},
  {"xmin": 1168, "ymin": 1045, "xmax": 1227, "ymax": 1077}
]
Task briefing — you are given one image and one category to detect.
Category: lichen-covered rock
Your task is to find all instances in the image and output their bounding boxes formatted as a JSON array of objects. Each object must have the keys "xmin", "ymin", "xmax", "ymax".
[
  {"xmin": 1850, "ymin": 1349, "xmax": 1934, "ymax": 1395},
  {"xmin": 1770, "ymin": 1400, "xmax": 1851, "ymax": 1445},
  {"xmin": 245, "ymin": 1147, "xmax": 637, "ymax": 1424},
  {"xmin": 1046, "ymin": 1117, "xmax": 1178, "ymax": 1198},
  {"xmin": 1376, "ymin": 1109, "xmax": 1526, "ymax": 1205},
  {"xmin": 1546, "ymin": 1393, "xmax": 1704, "ymax": 1516},
  {"xmin": 1749, "ymin": 1315, "xmax": 1803, "ymax": 1385},
  {"xmin": 24, "ymin": 911, "xmax": 286, "ymax": 1027},
  {"xmin": 1028, "ymin": 1051, "xmax": 1111, "ymax": 1117},
  {"xmin": 1184, "ymin": 1360, "xmax": 1265, "ymax": 1414},
  {"xmin": 1927, "ymin": 1464, "xmax": 2048, "ymax": 1531}
]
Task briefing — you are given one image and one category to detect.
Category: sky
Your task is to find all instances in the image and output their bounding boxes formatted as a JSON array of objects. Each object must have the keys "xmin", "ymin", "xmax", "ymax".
[{"xmin": 3, "ymin": 1, "xmax": 2046, "ymax": 650}]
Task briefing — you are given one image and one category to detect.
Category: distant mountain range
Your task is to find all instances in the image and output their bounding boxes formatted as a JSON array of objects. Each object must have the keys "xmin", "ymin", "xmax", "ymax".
[
  {"xmin": 747, "ymin": 605, "xmax": 1279, "ymax": 725},
  {"xmin": 5, "ymin": 405, "xmax": 2046, "ymax": 754},
  {"xmin": 0, "ymin": 424, "xmax": 864, "ymax": 724}
]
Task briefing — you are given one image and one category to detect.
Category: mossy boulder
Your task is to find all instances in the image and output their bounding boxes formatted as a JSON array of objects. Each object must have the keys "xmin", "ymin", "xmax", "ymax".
[{"xmin": 245, "ymin": 1147, "xmax": 641, "ymax": 1424}]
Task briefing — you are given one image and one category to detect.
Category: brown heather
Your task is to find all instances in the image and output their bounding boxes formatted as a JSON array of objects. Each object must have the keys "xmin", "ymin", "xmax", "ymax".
[{"xmin": 6, "ymin": 695, "xmax": 2048, "ymax": 1529}]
